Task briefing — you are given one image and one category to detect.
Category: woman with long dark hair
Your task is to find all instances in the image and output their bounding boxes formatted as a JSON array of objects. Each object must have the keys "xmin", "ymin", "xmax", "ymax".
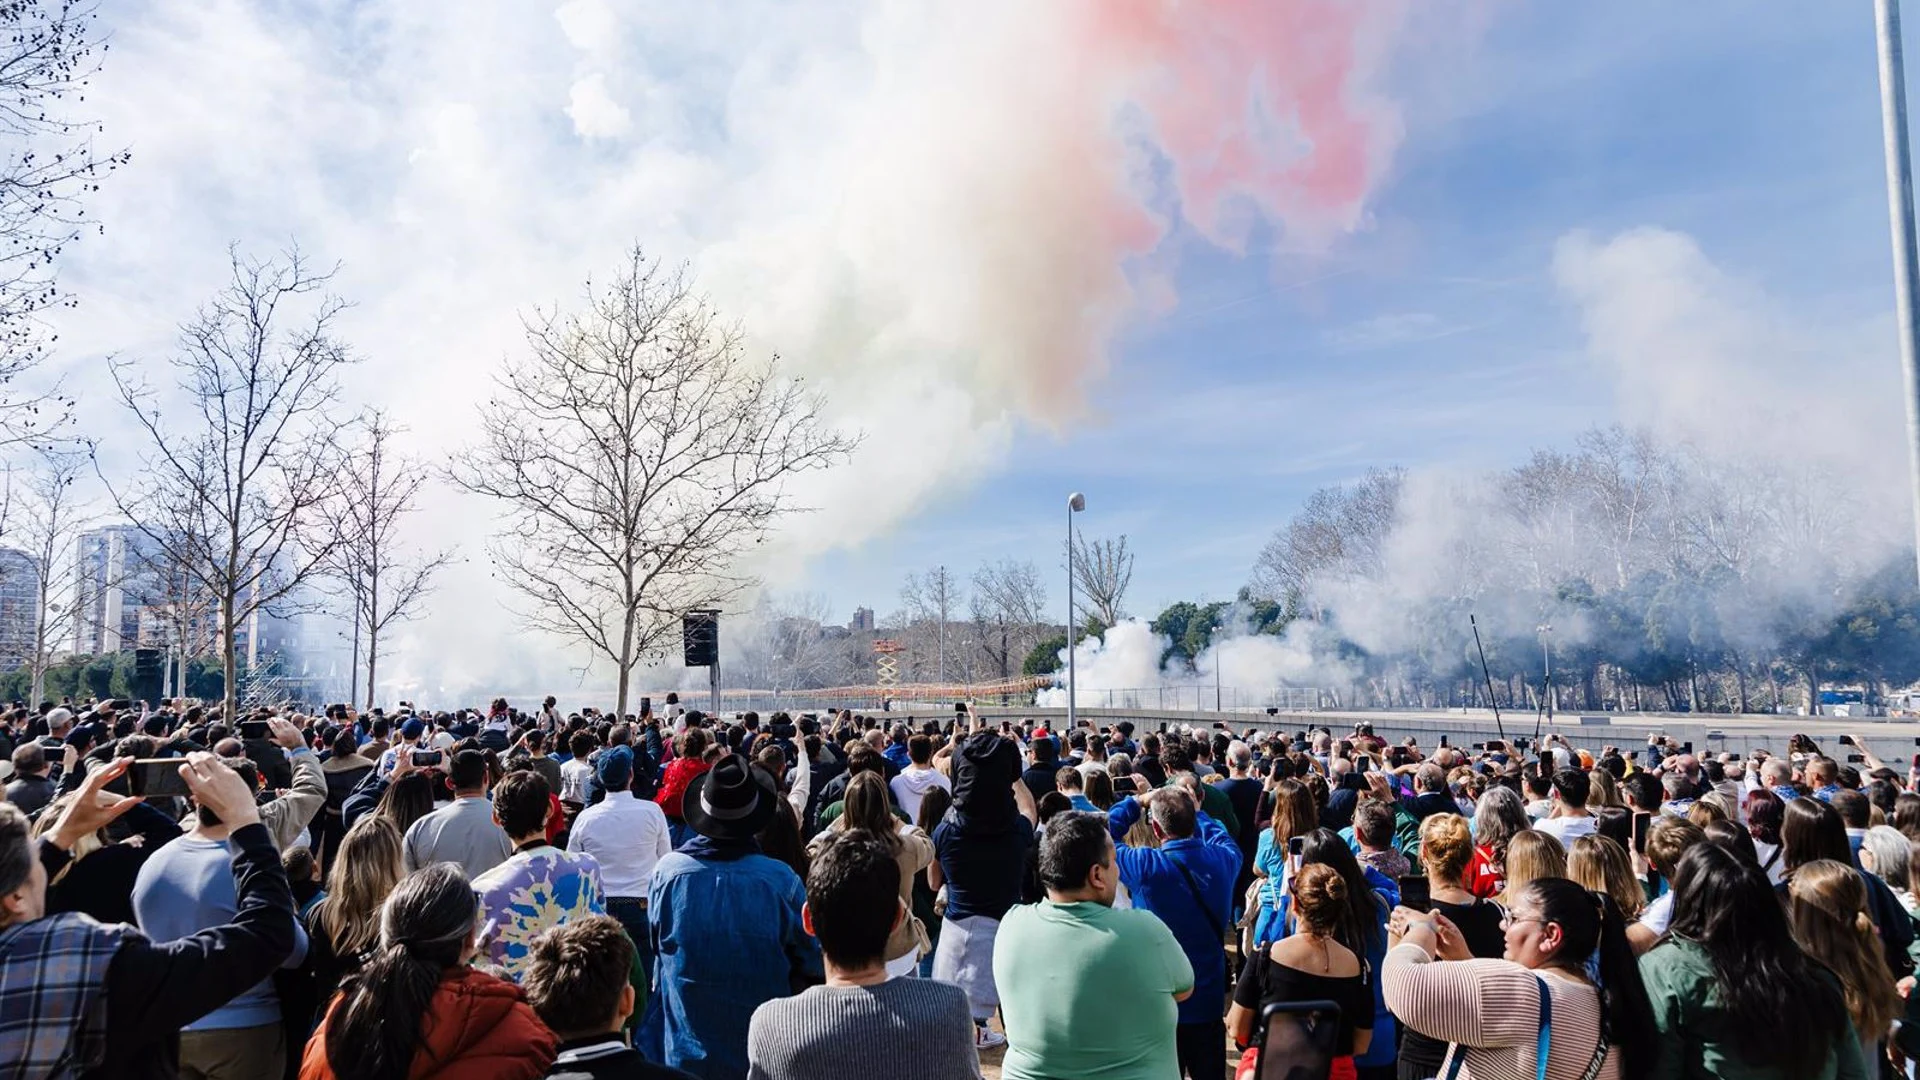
[
  {"xmin": 1385, "ymin": 876, "xmax": 1656, "ymax": 1080},
  {"xmin": 299, "ymin": 863, "xmax": 556, "ymax": 1080},
  {"xmin": 1744, "ymin": 788, "xmax": 1786, "ymax": 884},
  {"xmin": 373, "ymin": 772, "xmax": 436, "ymax": 836},
  {"xmin": 1639, "ymin": 842, "xmax": 1863, "ymax": 1079},
  {"xmin": 1781, "ymin": 796, "xmax": 1915, "ymax": 978}
]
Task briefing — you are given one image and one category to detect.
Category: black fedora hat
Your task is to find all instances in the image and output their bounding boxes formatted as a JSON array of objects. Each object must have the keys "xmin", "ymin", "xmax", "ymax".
[{"xmin": 682, "ymin": 757, "xmax": 778, "ymax": 841}]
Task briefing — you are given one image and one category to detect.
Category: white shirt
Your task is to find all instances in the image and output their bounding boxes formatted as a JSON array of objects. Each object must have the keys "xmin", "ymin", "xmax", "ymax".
[
  {"xmin": 559, "ymin": 759, "xmax": 594, "ymax": 804},
  {"xmin": 1638, "ymin": 891, "xmax": 1674, "ymax": 935},
  {"xmin": 568, "ymin": 791, "xmax": 672, "ymax": 899},
  {"xmin": 1535, "ymin": 813, "xmax": 1598, "ymax": 847},
  {"xmin": 889, "ymin": 764, "xmax": 952, "ymax": 824}
]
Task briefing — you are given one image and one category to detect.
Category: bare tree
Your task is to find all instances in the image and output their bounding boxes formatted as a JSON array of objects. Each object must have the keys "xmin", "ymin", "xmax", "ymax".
[
  {"xmin": 735, "ymin": 591, "xmax": 842, "ymax": 695},
  {"xmin": 0, "ymin": 2, "xmax": 129, "ymax": 449},
  {"xmin": 901, "ymin": 565, "xmax": 962, "ymax": 683},
  {"xmin": 328, "ymin": 410, "xmax": 454, "ymax": 709},
  {"xmin": 450, "ymin": 248, "xmax": 856, "ymax": 718},
  {"xmin": 1072, "ymin": 533, "xmax": 1133, "ymax": 630},
  {"xmin": 970, "ymin": 559, "xmax": 1048, "ymax": 680},
  {"xmin": 12, "ymin": 448, "xmax": 90, "ymax": 701},
  {"xmin": 1251, "ymin": 467, "xmax": 1403, "ymax": 617},
  {"xmin": 102, "ymin": 246, "xmax": 354, "ymax": 721}
]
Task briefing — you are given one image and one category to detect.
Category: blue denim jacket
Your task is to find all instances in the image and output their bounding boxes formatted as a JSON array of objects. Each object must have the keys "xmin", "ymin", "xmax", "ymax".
[{"xmin": 645, "ymin": 846, "xmax": 822, "ymax": 1079}]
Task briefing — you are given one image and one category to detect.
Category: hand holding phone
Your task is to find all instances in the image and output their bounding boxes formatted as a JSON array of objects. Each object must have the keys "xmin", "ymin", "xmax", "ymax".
[{"xmin": 130, "ymin": 758, "xmax": 193, "ymax": 798}]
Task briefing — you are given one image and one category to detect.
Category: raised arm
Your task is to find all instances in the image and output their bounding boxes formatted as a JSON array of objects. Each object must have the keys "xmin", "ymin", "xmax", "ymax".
[{"xmin": 85, "ymin": 756, "xmax": 298, "ymax": 1052}]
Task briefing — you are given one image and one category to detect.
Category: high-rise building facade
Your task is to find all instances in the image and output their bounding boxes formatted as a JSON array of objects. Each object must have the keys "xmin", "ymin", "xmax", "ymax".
[{"xmin": 0, "ymin": 547, "xmax": 38, "ymax": 669}]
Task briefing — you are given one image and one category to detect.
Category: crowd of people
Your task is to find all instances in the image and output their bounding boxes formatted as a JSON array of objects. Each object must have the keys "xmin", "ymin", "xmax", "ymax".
[{"xmin": 0, "ymin": 693, "xmax": 1915, "ymax": 1079}]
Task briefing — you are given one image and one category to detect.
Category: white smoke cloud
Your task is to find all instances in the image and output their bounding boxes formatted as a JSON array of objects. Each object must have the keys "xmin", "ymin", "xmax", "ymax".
[{"xmin": 45, "ymin": 0, "xmax": 1465, "ymax": 702}]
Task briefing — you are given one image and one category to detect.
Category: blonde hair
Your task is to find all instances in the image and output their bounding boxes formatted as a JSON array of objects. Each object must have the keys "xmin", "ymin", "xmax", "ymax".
[
  {"xmin": 1789, "ymin": 859, "xmax": 1900, "ymax": 1040},
  {"xmin": 1587, "ymin": 768, "xmax": 1621, "ymax": 810},
  {"xmin": 1497, "ymin": 829, "xmax": 1567, "ymax": 906},
  {"xmin": 1420, "ymin": 813, "xmax": 1474, "ymax": 885},
  {"xmin": 1567, "ymin": 834, "xmax": 1643, "ymax": 920},
  {"xmin": 314, "ymin": 816, "xmax": 407, "ymax": 958}
]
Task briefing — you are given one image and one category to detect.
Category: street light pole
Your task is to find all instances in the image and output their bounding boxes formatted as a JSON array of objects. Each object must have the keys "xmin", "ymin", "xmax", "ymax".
[
  {"xmin": 1066, "ymin": 492, "xmax": 1085, "ymax": 730},
  {"xmin": 1876, "ymin": 0, "xmax": 1920, "ymax": 586}
]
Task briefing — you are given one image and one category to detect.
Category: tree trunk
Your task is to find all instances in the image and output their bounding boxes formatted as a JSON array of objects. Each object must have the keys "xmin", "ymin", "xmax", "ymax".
[
  {"xmin": 222, "ymin": 593, "xmax": 238, "ymax": 721},
  {"xmin": 615, "ymin": 602, "xmax": 635, "ymax": 720},
  {"xmin": 30, "ymin": 577, "xmax": 47, "ymax": 706},
  {"xmin": 365, "ymin": 624, "xmax": 379, "ymax": 713}
]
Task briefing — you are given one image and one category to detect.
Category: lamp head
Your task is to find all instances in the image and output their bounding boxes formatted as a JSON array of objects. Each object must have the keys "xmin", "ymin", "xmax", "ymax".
[{"xmin": 1068, "ymin": 492, "xmax": 1086, "ymax": 513}]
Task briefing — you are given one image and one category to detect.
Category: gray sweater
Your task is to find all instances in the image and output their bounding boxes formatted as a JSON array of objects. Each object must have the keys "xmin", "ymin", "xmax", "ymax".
[{"xmin": 746, "ymin": 978, "xmax": 981, "ymax": 1080}]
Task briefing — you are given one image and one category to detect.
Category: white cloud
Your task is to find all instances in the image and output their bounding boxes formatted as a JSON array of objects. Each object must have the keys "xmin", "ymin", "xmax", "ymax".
[
  {"xmin": 565, "ymin": 73, "xmax": 631, "ymax": 139},
  {"xmin": 554, "ymin": 0, "xmax": 618, "ymax": 54}
]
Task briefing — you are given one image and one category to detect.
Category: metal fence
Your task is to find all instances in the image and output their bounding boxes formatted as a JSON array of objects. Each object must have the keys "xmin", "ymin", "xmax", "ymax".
[{"xmin": 1058, "ymin": 686, "xmax": 1324, "ymax": 712}]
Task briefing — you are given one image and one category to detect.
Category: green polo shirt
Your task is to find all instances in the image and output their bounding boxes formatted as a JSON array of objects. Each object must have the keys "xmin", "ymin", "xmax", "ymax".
[{"xmin": 993, "ymin": 899, "xmax": 1194, "ymax": 1080}]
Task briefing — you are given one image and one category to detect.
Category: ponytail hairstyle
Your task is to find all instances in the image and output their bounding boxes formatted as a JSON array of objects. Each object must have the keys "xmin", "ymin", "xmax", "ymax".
[
  {"xmin": 1788, "ymin": 858, "xmax": 1901, "ymax": 1041},
  {"xmin": 323, "ymin": 863, "xmax": 479, "ymax": 1080},
  {"xmin": 1522, "ymin": 877, "xmax": 1656, "ymax": 1079}
]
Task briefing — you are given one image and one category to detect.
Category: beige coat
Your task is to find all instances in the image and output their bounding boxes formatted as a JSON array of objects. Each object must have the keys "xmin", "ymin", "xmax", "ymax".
[{"xmin": 810, "ymin": 820, "xmax": 935, "ymax": 961}]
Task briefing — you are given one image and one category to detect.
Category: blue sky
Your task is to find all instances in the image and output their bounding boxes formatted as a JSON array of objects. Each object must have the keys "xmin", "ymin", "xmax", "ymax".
[
  {"xmin": 797, "ymin": 1, "xmax": 1915, "ymax": 625},
  {"xmin": 41, "ymin": 2, "xmax": 1920, "ymax": 692}
]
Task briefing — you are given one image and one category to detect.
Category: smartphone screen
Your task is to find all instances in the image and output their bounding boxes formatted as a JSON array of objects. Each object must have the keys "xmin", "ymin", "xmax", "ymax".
[
  {"xmin": 412, "ymin": 749, "xmax": 443, "ymax": 767},
  {"xmin": 1398, "ymin": 876, "xmax": 1432, "ymax": 914},
  {"xmin": 1631, "ymin": 811, "xmax": 1650, "ymax": 853},
  {"xmin": 1287, "ymin": 835, "xmax": 1304, "ymax": 858},
  {"xmin": 239, "ymin": 721, "xmax": 269, "ymax": 740},
  {"xmin": 130, "ymin": 759, "xmax": 192, "ymax": 798}
]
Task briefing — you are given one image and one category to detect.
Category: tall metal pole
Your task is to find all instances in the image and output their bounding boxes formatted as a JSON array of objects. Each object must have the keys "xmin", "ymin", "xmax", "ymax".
[
  {"xmin": 1066, "ymin": 493, "xmax": 1084, "ymax": 729},
  {"xmin": 1877, "ymin": 0, "xmax": 1920, "ymax": 585},
  {"xmin": 709, "ymin": 621, "xmax": 722, "ymax": 716},
  {"xmin": 1066, "ymin": 503, "xmax": 1076, "ymax": 730}
]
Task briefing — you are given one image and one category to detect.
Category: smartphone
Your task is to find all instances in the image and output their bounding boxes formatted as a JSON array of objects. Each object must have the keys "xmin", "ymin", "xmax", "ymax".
[
  {"xmin": 1848, "ymin": 754, "xmax": 1866, "ymax": 764},
  {"xmin": 1681, "ymin": 741, "xmax": 1694, "ymax": 754},
  {"xmin": 954, "ymin": 702, "xmax": 967, "ymax": 714},
  {"xmin": 1398, "ymin": 875, "xmax": 1432, "ymax": 914},
  {"xmin": 130, "ymin": 759, "xmax": 193, "ymax": 798},
  {"xmin": 37, "ymin": 736, "xmax": 63, "ymax": 751},
  {"xmin": 1632, "ymin": 811, "xmax": 1650, "ymax": 854},
  {"xmin": 1287, "ymin": 835, "xmax": 1304, "ymax": 858},
  {"xmin": 1471, "ymin": 742, "xmax": 1486, "ymax": 751},
  {"xmin": 1840, "ymin": 735, "xmax": 1856, "ymax": 747},
  {"xmin": 238, "ymin": 720, "xmax": 269, "ymax": 740},
  {"xmin": 1439, "ymin": 734, "xmax": 1449, "ymax": 748},
  {"xmin": 1912, "ymin": 754, "xmax": 1920, "ymax": 769},
  {"xmin": 639, "ymin": 696, "xmax": 651, "ymax": 716},
  {"xmin": 412, "ymin": 749, "xmax": 443, "ymax": 767}
]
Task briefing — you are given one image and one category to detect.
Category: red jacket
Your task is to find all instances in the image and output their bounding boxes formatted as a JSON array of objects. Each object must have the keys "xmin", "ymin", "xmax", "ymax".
[
  {"xmin": 300, "ymin": 966, "xmax": 557, "ymax": 1080},
  {"xmin": 656, "ymin": 757, "xmax": 711, "ymax": 820}
]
